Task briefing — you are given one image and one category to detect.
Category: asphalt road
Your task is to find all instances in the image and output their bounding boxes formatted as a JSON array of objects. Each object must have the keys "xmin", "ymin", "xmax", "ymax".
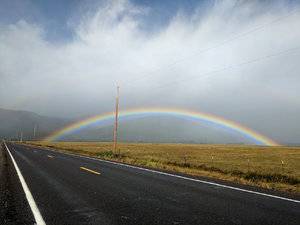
[{"xmin": 2, "ymin": 142, "xmax": 300, "ymax": 225}]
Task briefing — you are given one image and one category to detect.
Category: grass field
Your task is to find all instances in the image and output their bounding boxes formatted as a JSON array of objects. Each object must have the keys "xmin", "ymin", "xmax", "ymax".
[{"xmin": 25, "ymin": 141, "xmax": 300, "ymax": 193}]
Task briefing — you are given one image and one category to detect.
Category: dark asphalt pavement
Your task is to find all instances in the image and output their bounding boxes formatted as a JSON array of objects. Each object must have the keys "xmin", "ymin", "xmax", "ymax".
[{"xmin": 2, "ymin": 142, "xmax": 300, "ymax": 225}]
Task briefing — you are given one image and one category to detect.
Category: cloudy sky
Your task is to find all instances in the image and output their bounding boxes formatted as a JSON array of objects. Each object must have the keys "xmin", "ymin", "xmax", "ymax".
[{"xmin": 0, "ymin": 0, "xmax": 300, "ymax": 143}]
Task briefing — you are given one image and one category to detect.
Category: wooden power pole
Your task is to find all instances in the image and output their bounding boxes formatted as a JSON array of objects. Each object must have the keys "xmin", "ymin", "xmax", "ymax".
[
  {"xmin": 113, "ymin": 86, "xmax": 120, "ymax": 155},
  {"xmin": 33, "ymin": 124, "xmax": 37, "ymax": 140}
]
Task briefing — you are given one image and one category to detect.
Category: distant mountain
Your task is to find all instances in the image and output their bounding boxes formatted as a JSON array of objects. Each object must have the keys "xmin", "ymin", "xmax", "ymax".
[
  {"xmin": 0, "ymin": 108, "xmax": 69, "ymax": 140},
  {"xmin": 0, "ymin": 108, "xmax": 252, "ymax": 144}
]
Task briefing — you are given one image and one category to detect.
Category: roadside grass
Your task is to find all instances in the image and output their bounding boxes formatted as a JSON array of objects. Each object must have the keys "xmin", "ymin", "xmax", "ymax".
[{"xmin": 24, "ymin": 141, "xmax": 300, "ymax": 193}]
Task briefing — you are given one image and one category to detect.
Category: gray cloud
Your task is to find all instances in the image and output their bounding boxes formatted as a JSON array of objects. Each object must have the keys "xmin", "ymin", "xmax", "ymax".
[{"xmin": 0, "ymin": 0, "xmax": 300, "ymax": 143}]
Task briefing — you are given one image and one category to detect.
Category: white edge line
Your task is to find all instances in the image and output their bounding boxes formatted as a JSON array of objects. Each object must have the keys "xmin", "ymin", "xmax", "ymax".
[
  {"xmin": 4, "ymin": 142, "xmax": 46, "ymax": 225},
  {"xmin": 31, "ymin": 144, "xmax": 300, "ymax": 204}
]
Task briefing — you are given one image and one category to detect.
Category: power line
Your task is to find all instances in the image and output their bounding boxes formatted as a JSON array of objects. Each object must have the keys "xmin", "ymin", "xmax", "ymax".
[
  {"xmin": 123, "ymin": 46, "xmax": 300, "ymax": 100},
  {"xmin": 152, "ymin": 46, "xmax": 300, "ymax": 91},
  {"xmin": 123, "ymin": 8, "xmax": 300, "ymax": 87}
]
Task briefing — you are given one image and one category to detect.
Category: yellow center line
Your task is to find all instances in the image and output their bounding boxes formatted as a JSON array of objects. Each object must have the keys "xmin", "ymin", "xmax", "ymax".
[
  {"xmin": 47, "ymin": 155, "xmax": 54, "ymax": 158},
  {"xmin": 80, "ymin": 167, "xmax": 101, "ymax": 175}
]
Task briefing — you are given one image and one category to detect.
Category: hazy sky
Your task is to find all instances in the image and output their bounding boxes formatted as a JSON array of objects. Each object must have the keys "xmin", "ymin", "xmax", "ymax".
[{"xmin": 0, "ymin": 0, "xmax": 300, "ymax": 143}]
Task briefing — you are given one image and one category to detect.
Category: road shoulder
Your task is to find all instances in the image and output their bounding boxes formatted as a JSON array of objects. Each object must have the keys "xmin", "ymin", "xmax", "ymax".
[{"xmin": 0, "ymin": 143, "xmax": 35, "ymax": 225}]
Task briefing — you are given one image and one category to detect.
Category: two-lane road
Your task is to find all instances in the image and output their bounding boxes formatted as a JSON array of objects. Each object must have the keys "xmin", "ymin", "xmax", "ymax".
[{"xmin": 3, "ymin": 143, "xmax": 300, "ymax": 225}]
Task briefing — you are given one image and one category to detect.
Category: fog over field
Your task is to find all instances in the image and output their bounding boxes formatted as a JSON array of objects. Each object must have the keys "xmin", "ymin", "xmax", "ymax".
[{"xmin": 0, "ymin": 0, "xmax": 300, "ymax": 144}]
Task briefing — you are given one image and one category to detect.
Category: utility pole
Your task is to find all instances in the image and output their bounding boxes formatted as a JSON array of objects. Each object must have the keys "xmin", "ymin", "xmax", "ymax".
[
  {"xmin": 113, "ymin": 86, "xmax": 120, "ymax": 155},
  {"xmin": 33, "ymin": 124, "xmax": 37, "ymax": 140},
  {"xmin": 20, "ymin": 131, "xmax": 23, "ymax": 142}
]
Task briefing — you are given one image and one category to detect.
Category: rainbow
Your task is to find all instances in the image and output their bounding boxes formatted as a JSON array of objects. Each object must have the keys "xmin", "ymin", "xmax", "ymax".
[{"xmin": 45, "ymin": 107, "xmax": 279, "ymax": 146}]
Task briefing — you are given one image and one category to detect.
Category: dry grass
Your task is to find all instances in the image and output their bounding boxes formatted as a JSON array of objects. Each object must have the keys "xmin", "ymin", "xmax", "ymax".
[{"xmin": 25, "ymin": 141, "xmax": 300, "ymax": 193}]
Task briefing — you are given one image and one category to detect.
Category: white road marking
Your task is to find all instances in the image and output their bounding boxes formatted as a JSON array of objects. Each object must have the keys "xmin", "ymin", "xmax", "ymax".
[
  {"xmin": 27, "ymin": 144, "xmax": 300, "ymax": 204},
  {"xmin": 4, "ymin": 143, "xmax": 46, "ymax": 225},
  {"xmin": 47, "ymin": 155, "xmax": 54, "ymax": 158}
]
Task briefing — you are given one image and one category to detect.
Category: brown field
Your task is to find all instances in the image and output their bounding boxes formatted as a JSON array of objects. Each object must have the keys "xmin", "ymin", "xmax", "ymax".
[{"xmin": 25, "ymin": 141, "xmax": 300, "ymax": 193}]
